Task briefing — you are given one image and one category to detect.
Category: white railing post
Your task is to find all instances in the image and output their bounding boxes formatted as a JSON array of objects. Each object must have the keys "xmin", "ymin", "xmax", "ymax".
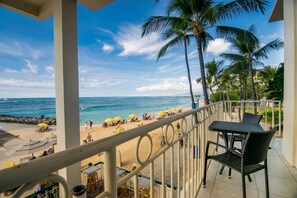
[
  {"xmin": 170, "ymin": 146, "xmax": 174, "ymax": 198},
  {"xmin": 162, "ymin": 153, "xmax": 166, "ymax": 198},
  {"xmin": 150, "ymin": 162, "xmax": 154, "ymax": 197},
  {"xmin": 279, "ymin": 101, "xmax": 282, "ymax": 136},
  {"xmin": 104, "ymin": 147, "xmax": 117, "ymax": 198},
  {"xmin": 272, "ymin": 102, "xmax": 275, "ymax": 128}
]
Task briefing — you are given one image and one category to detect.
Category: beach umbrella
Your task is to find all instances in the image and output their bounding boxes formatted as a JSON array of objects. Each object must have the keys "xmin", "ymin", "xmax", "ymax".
[
  {"xmin": 146, "ymin": 113, "xmax": 151, "ymax": 117},
  {"xmin": 5, "ymin": 162, "xmax": 14, "ymax": 168},
  {"xmin": 105, "ymin": 118, "xmax": 114, "ymax": 123},
  {"xmin": 129, "ymin": 114, "xmax": 138, "ymax": 119},
  {"xmin": 113, "ymin": 117, "xmax": 122, "ymax": 122},
  {"xmin": 37, "ymin": 123, "xmax": 48, "ymax": 128},
  {"xmin": 5, "ymin": 139, "xmax": 55, "ymax": 157},
  {"xmin": 157, "ymin": 111, "xmax": 166, "ymax": 117}
]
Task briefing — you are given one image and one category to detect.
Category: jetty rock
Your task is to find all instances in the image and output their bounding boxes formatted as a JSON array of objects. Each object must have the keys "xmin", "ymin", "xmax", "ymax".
[{"xmin": 0, "ymin": 115, "xmax": 56, "ymax": 125}]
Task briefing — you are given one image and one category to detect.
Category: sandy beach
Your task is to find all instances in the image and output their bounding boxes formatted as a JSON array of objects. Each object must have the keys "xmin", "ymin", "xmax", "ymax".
[{"xmin": 0, "ymin": 117, "xmax": 179, "ymax": 172}]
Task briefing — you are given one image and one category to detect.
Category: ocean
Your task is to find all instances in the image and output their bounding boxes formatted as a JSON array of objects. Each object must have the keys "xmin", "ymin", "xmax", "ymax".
[{"xmin": 0, "ymin": 96, "xmax": 191, "ymax": 125}]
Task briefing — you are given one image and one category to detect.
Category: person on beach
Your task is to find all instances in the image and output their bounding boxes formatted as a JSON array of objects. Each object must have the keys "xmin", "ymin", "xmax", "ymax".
[
  {"xmin": 87, "ymin": 133, "xmax": 93, "ymax": 142},
  {"xmin": 85, "ymin": 121, "xmax": 88, "ymax": 129},
  {"xmin": 40, "ymin": 151, "xmax": 48, "ymax": 157},
  {"xmin": 102, "ymin": 122, "xmax": 107, "ymax": 127},
  {"xmin": 177, "ymin": 123, "xmax": 181, "ymax": 133},
  {"xmin": 131, "ymin": 163, "xmax": 137, "ymax": 171},
  {"xmin": 89, "ymin": 120, "xmax": 93, "ymax": 129}
]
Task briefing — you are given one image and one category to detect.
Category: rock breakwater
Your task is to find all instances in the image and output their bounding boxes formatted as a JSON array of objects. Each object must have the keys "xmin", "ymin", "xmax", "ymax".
[{"xmin": 0, "ymin": 115, "xmax": 56, "ymax": 125}]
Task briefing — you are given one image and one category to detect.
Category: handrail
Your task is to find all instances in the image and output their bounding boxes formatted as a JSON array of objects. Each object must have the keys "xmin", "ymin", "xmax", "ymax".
[{"xmin": 0, "ymin": 102, "xmax": 220, "ymax": 192}]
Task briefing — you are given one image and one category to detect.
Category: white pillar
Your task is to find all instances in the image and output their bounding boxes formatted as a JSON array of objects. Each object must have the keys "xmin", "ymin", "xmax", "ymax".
[
  {"xmin": 54, "ymin": 0, "xmax": 81, "ymax": 189},
  {"xmin": 283, "ymin": 0, "xmax": 297, "ymax": 167}
]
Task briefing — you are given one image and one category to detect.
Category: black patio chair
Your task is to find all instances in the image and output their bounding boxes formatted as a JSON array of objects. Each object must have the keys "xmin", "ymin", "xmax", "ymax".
[
  {"xmin": 217, "ymin": 112, "xmax": 263, "ymax": 180},
  {"xmin": 230, "ymin": 112, "xmax": 263, "ymax": 148},
  {"xmin": 204, "ymin": 127, "xmax": 276, "ymax": 198}
]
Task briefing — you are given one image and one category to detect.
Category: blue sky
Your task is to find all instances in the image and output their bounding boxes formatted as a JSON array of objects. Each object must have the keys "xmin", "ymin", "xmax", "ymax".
[{"xmin": 0, "ymin": 0, "xmax": 283, "ymax": 98}]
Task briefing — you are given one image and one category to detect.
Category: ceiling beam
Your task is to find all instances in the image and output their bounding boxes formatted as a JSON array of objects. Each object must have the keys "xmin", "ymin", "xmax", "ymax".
[
  {"xmin": 269, "ymin": 0, "xmax": 284, "ymax": 22},
  {"xmin": 0, "ymin": 0, "xmax": 39, "ymax": 19}
]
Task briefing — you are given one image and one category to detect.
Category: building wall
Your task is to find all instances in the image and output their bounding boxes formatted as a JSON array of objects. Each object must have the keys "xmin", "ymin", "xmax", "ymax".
[{"xmin": 283, "ymin": 0, "xmax": 297, "ymax": 167}]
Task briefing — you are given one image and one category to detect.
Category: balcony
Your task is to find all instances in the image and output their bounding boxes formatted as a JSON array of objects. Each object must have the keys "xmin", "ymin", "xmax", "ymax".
[
  {"xmin": 1, "ymin": 100, "xmax": 296, "ymax": 198},
  {"xmin": 198, "ymin": 138, "xmax": 297, "ymax": 198}
]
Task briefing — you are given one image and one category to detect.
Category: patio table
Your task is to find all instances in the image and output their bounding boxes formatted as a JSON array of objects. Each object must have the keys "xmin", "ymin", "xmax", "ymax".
[
  {"xmin": 83, "ymin": 166, "xmax": 100, "ymax": 175},
  {"xmin": 208, "ymin": 121, "xmax": 264, "ymax": 176},
  {"xmin": 209, "ymin": 121, "xmax": 264, "ymax": 134}
]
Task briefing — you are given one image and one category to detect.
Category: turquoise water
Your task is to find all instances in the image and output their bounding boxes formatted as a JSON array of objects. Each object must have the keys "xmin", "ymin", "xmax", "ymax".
[{"xmin": 0, "ymin": 97, "xmax": 191, "ymax": 125}]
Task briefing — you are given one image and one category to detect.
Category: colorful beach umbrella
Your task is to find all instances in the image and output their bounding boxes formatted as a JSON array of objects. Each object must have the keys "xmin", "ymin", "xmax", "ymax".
[
  {"xmin": 105, "ymin": 118, "xmax": 114, "ymax": 123},
  {"xmin": 157, "ymin": 111, "xmax": 166, "ymax": 117},
  {"xmin": 5, "ymin": 162, "xmax": 14, "ymax": 168},
  {"xmin": 113, "ymin": 116, "xmax": 122, "ymax": 121},
  {"xmin": 129, "ymin": 114, "xmax": 138, "ymax": 119},
  {"xmin": 37, "ymin": 123, "xmax": 48, "ymax": 127}
]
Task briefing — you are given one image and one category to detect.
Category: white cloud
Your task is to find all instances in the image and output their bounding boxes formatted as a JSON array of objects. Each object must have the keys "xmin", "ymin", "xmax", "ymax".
[
  {"xmin": 102, "ymin": 43, "xmax": 114, "ymax": 53},
  {"xmin": 0, "ymin": 41, "xmax": 45, "ymax": 60},
  {"xmin": 21, "ymin": 59, "xmax": 38, "ymax": 74},
  {"xmin": 45, "ymin": 66, "xmax": 54, "ymax": 74},
  {"xmin": 0, "ymin": 78, "xmax": 53, "ymax": 88},
  {"xmin": 114, "ymin": 24, "xmax": 169, "ymax": 57},
  {"xmin": 206, "ymin": 38, "xmax": 231, "ymax": 55},
  {"xmin": 136, "ymin": 76, "xmax": 189, "ymax": 92},
  {"xmin": 261, "ymin": 33, "xmax": 278, "ymax": 40},
  {"xmin": 3, "ymin": 68, "xmax": 17, "ymax": 73}
]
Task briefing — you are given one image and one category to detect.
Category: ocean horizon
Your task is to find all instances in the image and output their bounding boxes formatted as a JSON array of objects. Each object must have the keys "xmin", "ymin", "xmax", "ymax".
[{"xmin": 0, "ymin": 96, "xmax": 191, "ymax": 125}]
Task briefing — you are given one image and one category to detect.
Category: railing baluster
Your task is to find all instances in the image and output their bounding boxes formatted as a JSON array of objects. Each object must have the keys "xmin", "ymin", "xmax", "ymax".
[
  {"xmin": 171, "ymin": 146, "xmax": 174, "ymax": 198},
  {"xmin": 150, "ymin": 162, "xmax": 154, "ymax": 198},
  {"xmin": 177, "ymin": 141, "xmax": 181, "ymax": 198},
  {"xmin": 134, "ymin": 175, "xmax": 139, "ymax": 198},
  {"xmin": 272, "ymin": 102, "xmax": 275, "ymax": 128},
  {"xmin": 104, "ymin": 147, "xmax": 117, "ymax": 198},
  {"xmin": 192, "ymin": 128, "xmax": 195, "ymax": 197},
  {"xmin": 279, "ymin": 101, "xmax": 282, "ymax": 136},
  {"xmin": 187, "ymin": 131, "xmax": 190, "ymax": 198},
  {"xmin": 162, "ymin": 152, "xmax": 166, "ymax": 198},
  {"xmin": 183, "ymin": 134, "xmax": 186, "ymax": 198}
]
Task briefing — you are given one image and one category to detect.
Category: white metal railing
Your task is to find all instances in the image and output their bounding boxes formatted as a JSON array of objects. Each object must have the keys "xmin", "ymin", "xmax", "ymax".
[
  {"xmin": 223, "ymin": 100, "xmax": 282, "ymax": 136},
  {"xmin": 0, "ymin": 102, "xmax": 222, "ymax": 198},
  {"xmin": 0, "ymin": 100, "xmax": 281, "ymax": 198}
]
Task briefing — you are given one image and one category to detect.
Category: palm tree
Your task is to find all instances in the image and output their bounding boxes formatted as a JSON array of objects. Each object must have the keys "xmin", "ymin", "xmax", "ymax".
[
  {"xmin": 205, "ymin": 59, "xmax": 224, "ymax": 92},
  {"xmin": 222, "ymin": 25, "xmax": 283, "ymax": 112},
  {"xmin": 142, "ymin": 0, "xmax": 269, "ymax": 105},
  {"xmin": 220, "ymin": 53, "xmax": 248, "ymax": 100},
  {"xmin": 156, "ymin": 23, "xmax": 196, "ymax": 105}
]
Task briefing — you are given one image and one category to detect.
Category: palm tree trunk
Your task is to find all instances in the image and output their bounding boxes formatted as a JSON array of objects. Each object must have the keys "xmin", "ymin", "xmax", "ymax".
[
  {"xmin": 248, "ymin": 60, "xmax": 257, "ymax": 114},
  {"xmin": 196, "ymin": 36, "xmax": 209, "ymax": 105},
  {"xmin": 239, "ymin": 78, "xmax": 243, "ymax": 100},
  {"xmin": 183, "ymin": 37, "xmax": 195, "ymax": 105},
  {"xmin": 243, "ymin": 72, "xmax": 247, "ymax": 100}
]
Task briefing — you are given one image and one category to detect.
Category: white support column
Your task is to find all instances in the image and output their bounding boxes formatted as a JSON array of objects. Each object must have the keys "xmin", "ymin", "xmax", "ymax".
[
  {"xmin": 283, "ymin": 0, "xmax": 297, "ymax": 167},
  {"xmin": 54, "ymin": 0, "xmax": 81, "ymax": 189}
]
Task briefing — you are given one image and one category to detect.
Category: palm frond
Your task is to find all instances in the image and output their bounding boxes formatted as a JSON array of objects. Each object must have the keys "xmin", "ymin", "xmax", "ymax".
[
  {"xmin": 201, "ymin": 31, "xmax": 214, "ymax": 51},
  {"xmin": 141, "ymin": 16, "xmax": 184, "ymax": 37},
  {"xmin": 220, "ymin": 0, "xmax": 268, "ymax": 21},
  {"xmin": 157, "ymin": 36, "xmax": 184, "ymax": 61},
  {"xmin": 216, "ymin": 26, "xmax": 258, "ymax": 42},
  {"xmin": 253, "ymin": 38, "xmax": 284, "ymax": 59}
]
